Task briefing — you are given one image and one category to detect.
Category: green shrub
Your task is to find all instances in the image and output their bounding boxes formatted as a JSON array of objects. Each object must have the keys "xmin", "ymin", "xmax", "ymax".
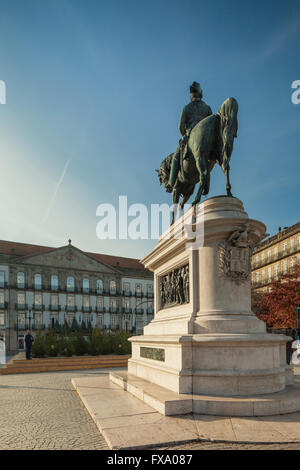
[
  {"xmin": 72, "ymin": 334, "xmax": 88, "ymax": 355},
  {"xmin": 57, "ymin": 336, "xmax": 74, "ymax": 357},
  {"xmin": 32, "ymin": 333, "xmax": 46, "ymax": 358}
]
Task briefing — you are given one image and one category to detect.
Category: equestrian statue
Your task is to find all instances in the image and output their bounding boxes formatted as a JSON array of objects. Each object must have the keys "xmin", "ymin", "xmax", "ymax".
[{"xmin": 156, "ymin": 81, "xmax": 238, "ymax": 224}]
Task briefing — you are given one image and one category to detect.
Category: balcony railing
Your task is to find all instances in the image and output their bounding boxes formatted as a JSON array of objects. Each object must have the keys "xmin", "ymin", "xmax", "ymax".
[
  {"xmin": 146, "ymin": 292, "xmax": 153, "ymax": 298},
  {"xmin": 109, "ymin": 307, "xmax": 119, "ymax": 313},
  {"xmin": 65, "ymin": 305, "xmax": 77, "ymax": 312},
  {"xmin": 15, "ymin": 303, "xmax": 28, "ymax": 310},
  {"xmin": 82, "ymin": 306, "xmax": 92, "ymax": 313},
  {"xmin": 122, "ymin": 290, "xmax": 132, "ymax": 297},
  {"xmin": 49, "ymin": 304, "xmax": 61, "ymax": 311},
  {"xmin": 135, "ymin": 308, "xmax": 144, "ymax": 314},
  {"xmin": 32, "ymin": 304, "xmax": 45, "ymax": 311},
  {"xmin": 96, "ymin": 306, "xmax": 106, "ymax": 313},
  {"xmin": 147, "ymin": 308, "xmax": 154, "ymax": 315},
  {"xmin": 135, "ymin": 291, "xmax": 143, "ymax": 298},
  {"xmin": 122, "ymin": 307, "xmax": 132, "ymax": 314}
]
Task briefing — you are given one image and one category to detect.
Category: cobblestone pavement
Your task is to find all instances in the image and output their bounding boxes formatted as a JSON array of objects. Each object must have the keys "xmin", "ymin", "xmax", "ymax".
[
  {"xmin": 0, "ymin": 369, "xmax": 109, "ymax": 450},
  {"xmin": 0, "ymin": 367, "xmax": 299, "ymax": 450}
]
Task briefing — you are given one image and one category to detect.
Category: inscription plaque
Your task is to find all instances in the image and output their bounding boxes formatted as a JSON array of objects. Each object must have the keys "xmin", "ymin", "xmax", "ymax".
[{"xmin": 140, "ymin": 347, "xmax": 165, "ymax": 362}]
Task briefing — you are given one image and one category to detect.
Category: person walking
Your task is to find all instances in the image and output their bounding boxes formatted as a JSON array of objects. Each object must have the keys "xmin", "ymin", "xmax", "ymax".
[{"xmin": 25, "ymin": 330, "xmax": 34, "ymax": 360}]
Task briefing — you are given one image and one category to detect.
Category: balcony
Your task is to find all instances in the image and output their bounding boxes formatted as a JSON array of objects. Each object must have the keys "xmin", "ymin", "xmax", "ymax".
[
  {"xmin": 122, "ymin": 307, "xmax": 132, "ymax": 314},
  {"xmin": 135, "ymin": 291, "xmax": 143, "ymax": 298},
  {"xmin": 15, "ymin": 303, "xmax": 28, "ymax": 310},
  {"xmin": 16, "ymin": 283, "xmax": 27, "ymax": 289},
  {"xmin": 109, "ymin": 307, "xmax": 119, "ymax": 313},
  {"xmin": 135, "ymin": 308, "xmax": 144, "ymax": 315},
  {"xmin": 82, "ymin": 306, "xmax": 92, "ymax": 313},
  {"xmin": 122, "ymin": 290, "xmax": 132, "ymax": 297},
  {"xmin": 96, "ymin": 306, "xmax": 106, "ymax": 313},
  {"xmin": 81, "ymin": 287, "xmax": 91, "ymax": 294},
  {"xmin": 96, "ymin": 288, "xmax": 104, "ymax": 295},
  {"xmin": 109, "ymin": 289, "xmax": 118, "ymax": 296},
  {"xmin": 146, "ymin": 292, "xmax": 153, "ymax": 298},
  {"xmin": 32, "ymin": 304, "xmax": 45, "ymax": 311},
  {"xmin": 49, "ymin": 304, "xmax": 61, "ymax": 311},
  {"xmin": 65, "ymin": 305, "xmax": 77, "ymax": 312},
  {"xmin": 33, "ymin": 284, "xmax": 42, "ymax": 291}
]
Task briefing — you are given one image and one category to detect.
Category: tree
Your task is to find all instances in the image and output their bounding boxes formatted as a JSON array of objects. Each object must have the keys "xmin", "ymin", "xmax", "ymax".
[{"xmin": 252, "ymin": 261, "xmax": 300, "ymax": 329}]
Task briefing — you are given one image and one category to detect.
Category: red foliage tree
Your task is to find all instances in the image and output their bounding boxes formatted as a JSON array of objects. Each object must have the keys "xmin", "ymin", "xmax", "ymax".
[{"xmin": 252, "ymin": 261, "xmax": 300, "ymax": 329}]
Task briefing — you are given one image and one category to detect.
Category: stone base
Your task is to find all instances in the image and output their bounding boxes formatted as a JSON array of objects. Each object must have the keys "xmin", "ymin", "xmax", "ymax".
[
  {"xmin": 110, "ymin": 371, "xmax": 300, "ymax": 417},
  {"xmin": 129, "ymin": 333, "xmax": 291, "ymax": 397}
]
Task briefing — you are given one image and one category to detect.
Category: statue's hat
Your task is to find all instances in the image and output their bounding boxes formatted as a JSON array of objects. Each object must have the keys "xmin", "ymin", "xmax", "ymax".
[{"xmin": 190, "ymin": 81, "xmax": 202, "ymax": 94}]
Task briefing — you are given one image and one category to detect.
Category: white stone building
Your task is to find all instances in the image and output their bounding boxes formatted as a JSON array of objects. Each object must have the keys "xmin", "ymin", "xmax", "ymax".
[{"xmin": 0, "ymin": 239, "xmax": 154, "ymax": 351}]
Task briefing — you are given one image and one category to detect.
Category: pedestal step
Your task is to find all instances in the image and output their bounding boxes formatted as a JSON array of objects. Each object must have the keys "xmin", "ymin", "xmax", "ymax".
[{"xmin": 110, "ymin": 371, "xmax": 300, "ymax": 417}]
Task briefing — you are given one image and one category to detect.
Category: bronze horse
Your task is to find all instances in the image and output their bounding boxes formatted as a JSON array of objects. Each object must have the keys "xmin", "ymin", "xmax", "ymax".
[{"xmin": 157, "ymin": 97, "xmax": 238, "ymax": 224}]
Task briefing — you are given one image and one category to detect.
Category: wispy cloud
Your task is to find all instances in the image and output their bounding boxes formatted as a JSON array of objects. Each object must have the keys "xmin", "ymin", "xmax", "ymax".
[
  {"xmin": 259, "ymin": 16, "xmax": 300, "ymax": 61},
  {"xmin": 41, "ymin": 159, "xmax": 71, "ymax": 224}
]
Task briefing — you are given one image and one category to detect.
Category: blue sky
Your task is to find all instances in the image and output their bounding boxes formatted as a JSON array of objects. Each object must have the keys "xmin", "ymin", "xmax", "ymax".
[{"xmin": 0, "ymin": 0, "xmax": 299, "ymax": 259}]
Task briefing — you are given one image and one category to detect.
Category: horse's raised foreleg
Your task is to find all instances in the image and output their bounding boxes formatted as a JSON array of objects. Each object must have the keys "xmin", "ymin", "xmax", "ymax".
[
  {"xmin": 171, "ymin": 188, "xmax": 180, "ymax": 225},
  {"xmin": 192, "ymin": 155, "xmax": 208, "ymax": 206}
]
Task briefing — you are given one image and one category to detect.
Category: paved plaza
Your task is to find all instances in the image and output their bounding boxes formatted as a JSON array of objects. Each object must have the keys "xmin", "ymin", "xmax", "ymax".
[{"xmin": 0, "ymin": 367, "xmax": 299, "ymax": 450}]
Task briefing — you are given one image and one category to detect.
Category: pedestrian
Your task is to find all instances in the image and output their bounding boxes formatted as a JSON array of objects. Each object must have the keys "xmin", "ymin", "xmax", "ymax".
[{"xmin": 25, "ymin": 330, "xmax": 34, "ymax": 360}]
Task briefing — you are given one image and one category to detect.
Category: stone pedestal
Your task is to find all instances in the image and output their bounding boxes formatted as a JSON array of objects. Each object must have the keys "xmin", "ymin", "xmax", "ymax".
[{"xmin": 114, "ymin": 197, "xmax": 298, "ymax": 415}]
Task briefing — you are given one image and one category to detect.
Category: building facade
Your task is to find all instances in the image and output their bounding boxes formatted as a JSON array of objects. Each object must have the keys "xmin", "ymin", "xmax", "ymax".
[
  {"xmin": 0, "ymin": 240, "xmax": 154, "ymax": 351},
  {"xmin": 251, "ymin": 222, "xmax": 300, "ymax": 291}
]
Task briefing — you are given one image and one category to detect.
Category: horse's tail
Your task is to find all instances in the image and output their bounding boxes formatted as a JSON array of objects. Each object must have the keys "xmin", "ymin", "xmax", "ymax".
[{"xmin": 217, "ymin": 97, "xmax": 238, "ymax": 167}]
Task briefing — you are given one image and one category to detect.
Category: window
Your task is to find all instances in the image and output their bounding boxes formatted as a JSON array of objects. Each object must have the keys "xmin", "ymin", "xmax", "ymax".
[
  {"xmin": 290, "ymin": 238, "xmax": 294, "ymax": 251},
  {"xmin": 290, "ymin": 258, "xmax": 295, "ymax": 270},
  {"xmin": 274, "ymin": 246, "xmax": 278, "ymax": 258},
  {"xmin": 136, "ymin": 283, "xmax": 142, "ymax": 293},
  {"xmin": 83, "ymin": 295, "xmax": 89, "ymax": 307},
  {"xmin": 261, "ymin": 253, "xmax": 265, "ymax": 262},
  {"xmin": 96, "ymin": 280, "xmax": 103, "ymax": 292},
  {"xmin": 51, "ymin": 275, "xmax": 58, "ymax": 291},
  {"xmin": 34, "ymin": 293, "xmax": 42, "ymax": 305},
  {"xmin": 34, "ymin": 274, "xmax": 42, "ymax": 289},
  {"xmin": 274, "ymin": 264, "xmax": 278, "ymax": 279},
  {"xmin": 17, "ymin": 292, "xmax": 25, "ymax": 305},
  {"xmin": 267, "ymin": 267, "xmax": 272, "ymax": 282},
  {"xmin": 17, "ymin": 272, "xmax": 25, "ymax": 288},
  {"xmin": 0, "ymin": 312, "xmax": 4, "ymax": 327},
  {"xmin": 282, "ymin": 260, "xmax": 287, "ymax": 274},
  {"xmin": 97, "ymin": 296, "xmax": 103, "ymax": 307},
  {"xmin": 123, "ymin": 282, "xmax": 130, "ymax": 293},
  {"xmin": 0, "ymin": 292, "xmax": 4, "ymax": 304},
  {"xmin": 267, "ymin": 250, "xmax": 271, "ymax": 261},
  {"xmin": 282, "ymin": 242, "xmax": 287, "ymax": 254},
  {"xmin": 261, "ymin": 269, "xmax": 265, "ymax": 281},
  {"xmin": 124, "ymin": 298, "xmax": 130, "ymax": 310},
  {"xmin": 67, "ymin": 276, "xmax": 75, "ymax": 292},
  {"xmin": 98, "ymin": 315, "xmax": 103, "ymax": 328},
  {"xmin": 35, "ymin": 313, "xmax": 42, "ymax": 325},
  {"xmin": 147, "ymin": 284, "xmax": 153, "ymax": 293},
  {"xmin": 67, "ymin": 295, "xmax": 75, "ymax": 307},
  {"xmin": 255, "ymin": 271, "xmax": 260, "ymax": 283},
  {"xmin": 297, "ymin": 236, "xmax": 300, "ymax": 249},
  {"xmin": 111, "ymin": 315, "xmax": 116, "ymax": 328},
  {"xmin": 147, "ymin": 299, "xmax": 153, "ymax": 308},
  {"xmin": 0, "ymin": 272, "xmax": 4, "ymax": 288},
  {"xmin": 18, "ymin": 313, "xmax": 25, "ymax": 326},
  {"xmin": 83, "ymin": 278, "xmax": 89, "ymax": 292},
  {"xmin": 110, "ymin": 280, "xmax": 116, "ymax": 293},
  {"xmin": 51, "ymin": 294, "xmax": 58, "ymax": 306}
]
